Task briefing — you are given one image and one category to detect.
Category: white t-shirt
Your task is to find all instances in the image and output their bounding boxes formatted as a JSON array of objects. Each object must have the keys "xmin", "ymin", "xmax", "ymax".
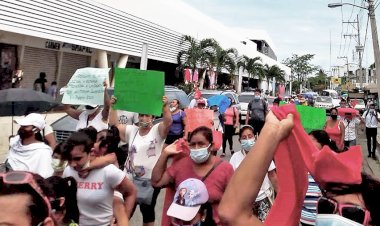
[
  {"xmin": 230, "ymin": 150, "xmax": 276, "ymax": 201},
  {"xmin": 76, "ymin": 111, "xmax": 108, "ymax": 132},
  {"xmin": 63, "ymin": 164, "xmax": 125, "ymax": 226},
  {"xmin": 342, "ymin": 117, "xmax": 361, "ymax": 141},
  {"xmin": 124, "ymin": 124, "xmax": 165, "ymax": 179},
  {"xmin": 117, "ymin": 110, "xmax": 139, "ymax": 125},
  {"xmin": 7, "ymin": 136, "xmax": 53, "ymax": 178}
]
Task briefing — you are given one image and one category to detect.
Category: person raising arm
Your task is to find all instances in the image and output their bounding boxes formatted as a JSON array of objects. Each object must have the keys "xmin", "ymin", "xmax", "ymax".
[{"xmin": 219, "ymin": 112, "xmax": 294, "ymax": 226}]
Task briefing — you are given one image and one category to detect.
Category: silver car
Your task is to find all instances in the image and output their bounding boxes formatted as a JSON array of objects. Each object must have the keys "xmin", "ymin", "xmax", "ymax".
[{"xmin": 314, "ymin": 96, "xmax": 334, "ymax": 110}]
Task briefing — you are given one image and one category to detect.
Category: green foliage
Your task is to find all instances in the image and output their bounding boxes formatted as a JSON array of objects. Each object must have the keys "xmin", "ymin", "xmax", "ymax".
[
  {"xmin": 237, "ymin": 56, "xmax": 264, "ymax": 79},
  {"xmin": 177, "ymin": 82, "xmax": 194, "ymax": 94},
  {"xmin": 282, "ymin": 54, "xmax": 318, "ymax": 82},
  {"xmin": 307, "ymin": 69, "xmax": 328, "ymax": 92}
]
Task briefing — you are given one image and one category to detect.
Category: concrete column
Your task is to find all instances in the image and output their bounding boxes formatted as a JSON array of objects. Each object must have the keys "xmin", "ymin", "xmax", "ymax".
[
  {"xmin": 140, "ymin": 43, "xmax": 148, "ymax": 70},
  {"xmin": 237, "ymin": 68, "xmax": 243, "ymax": 94},
  {"xmin": 55, "ymin": 51, "xmax": 64, "ymax": 87},
  {"xmin": 96, "ymin": 50, "xmax": 108, "ymax": 68},
  {"xmin": 17, "ymin": 45, "xmax": 25, "ymax": 68},
  {"xmin": 117, "ymin": 54, "xmax": 129, "ymax": 68}
]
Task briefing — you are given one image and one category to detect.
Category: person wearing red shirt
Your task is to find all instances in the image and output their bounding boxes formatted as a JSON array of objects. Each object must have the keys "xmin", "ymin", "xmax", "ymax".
[{"xmin": 151, "ymin": 126, "xmax": 234, "ymax": 226}]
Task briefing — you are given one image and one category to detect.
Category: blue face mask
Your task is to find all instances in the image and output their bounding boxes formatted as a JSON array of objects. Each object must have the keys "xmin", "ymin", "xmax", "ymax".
[
  {"xmin": 315, "ymin": 214, "xmax": 364, "ymax": 226},
  {"xmin": 190, "ymin": 145, "xmax": 211, "ymax": 164},
  {"xmin": 241, "ymin": 139, "xmax": 255, "ymax": 151}
]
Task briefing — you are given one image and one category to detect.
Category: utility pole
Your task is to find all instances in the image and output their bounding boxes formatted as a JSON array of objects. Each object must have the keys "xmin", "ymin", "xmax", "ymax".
[
  {"xmin": 368, "ymin": 0, "xmax": 380, "ymax": 99},
  {"xmin": 338, "ymin": 56, "xmax": 349, "ymax": 85},
  {"xmin": 343, "ymin": 15, "xmax": 363, "ymax": 88}
]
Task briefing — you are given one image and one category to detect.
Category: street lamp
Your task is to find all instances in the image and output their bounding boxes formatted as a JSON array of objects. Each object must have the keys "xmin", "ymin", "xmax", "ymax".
[{"xmin": 329, "ymin": 1, "xmax": 380, "ymax": 98}]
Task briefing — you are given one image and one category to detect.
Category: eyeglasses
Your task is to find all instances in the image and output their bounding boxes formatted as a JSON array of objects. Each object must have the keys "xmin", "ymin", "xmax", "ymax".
[
  {"xmin": 317, "ymin": 196, "xmax": 370, "ymax": 225},
  {"xmin": 0, "ymin": 171, "xmax": 51, "ymax": 217},
  {"xmin": 171, "ymin": 218, "xmax": 199, "ymax": 226}
]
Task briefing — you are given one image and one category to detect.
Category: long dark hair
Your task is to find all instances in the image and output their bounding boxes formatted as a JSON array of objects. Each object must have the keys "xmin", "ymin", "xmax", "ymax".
[
  {"xmin": 46, "ymin": 176, "xmax": 79, "ymax": 224},
  {"xmin": 99, "ymin": 125, "xmax": 126, "ymax": 170},
  {"xmin": 309, "ymin": 130, "xmax": 340, "ymax": 152}
]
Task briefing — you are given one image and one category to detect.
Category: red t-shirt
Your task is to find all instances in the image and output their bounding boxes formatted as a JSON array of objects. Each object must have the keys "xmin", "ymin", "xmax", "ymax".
[{"xmin": 166, "ymin": 156, "xmax": 234, "ymax": 226}]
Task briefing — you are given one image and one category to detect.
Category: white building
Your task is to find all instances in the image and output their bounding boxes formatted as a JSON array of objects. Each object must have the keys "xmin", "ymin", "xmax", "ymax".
[{"xmin": 0, "ymin": 0, "xmax": 290, "ymax": 93}]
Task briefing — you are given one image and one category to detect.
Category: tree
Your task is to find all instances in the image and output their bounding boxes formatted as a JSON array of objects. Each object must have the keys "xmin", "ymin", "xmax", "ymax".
[
  {"xmin": 237, "ymin": 56, "xmax": 264, "ymax": 87},
  {"xmin": 283, "ymin": 54, "xmax": 318, "ymax": 93},
  {"xmin": 177, "ymin": 35, "xmax": 216, "ymax": 89},
  {"xmin": 307, "ymin": 69, "xmax": 328, "ymax": 92},
  {"xmin": 263, "ymin": 64, "xmax": 285, "ymax": 95},
  {"xmin": 212, "ymin": 44, "xmax": 238, "ymax": 87}
]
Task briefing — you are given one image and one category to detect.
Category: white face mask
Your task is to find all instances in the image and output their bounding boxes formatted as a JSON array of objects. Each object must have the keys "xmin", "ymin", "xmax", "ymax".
[
  {"xmin": 190, "ymin": 144, "xmax": 211, "ymax": 164},
  {"xmin": 51, "ymin": 158, "xmax": 67, "ymax": 172},
  {"xmin": 170, "ymin": 106, "xmax": 177, "ymax": 112},
  {"xmin": 315, "ymin": 214, "xmax": 364, "ymax": 226}
]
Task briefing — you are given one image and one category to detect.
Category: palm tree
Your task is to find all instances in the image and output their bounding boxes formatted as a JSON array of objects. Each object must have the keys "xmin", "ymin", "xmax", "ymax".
[
  {"xmin": 237, "ymin": 56, "xmax": 264, "ymax": 88},
  {"xmin": 263, "ymin": 64, "xmax": 285, "ymax": 95},
  {"xmin": 211, "ymin": 44, "xmax": 238, "ymax": 88},
  {"xmin": 177, "ymin": 35, "xmax": 216, "ymax": 89}
]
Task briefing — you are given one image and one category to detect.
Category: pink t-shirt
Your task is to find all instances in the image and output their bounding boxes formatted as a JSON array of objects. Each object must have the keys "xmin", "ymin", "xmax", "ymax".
[
  {"xmin": 167, "ymin": 156, "xmax": 234, "ymax": 226},
  {"xmin": 224, "ymin": 107, "xmax": 238, "ymax": 125}
]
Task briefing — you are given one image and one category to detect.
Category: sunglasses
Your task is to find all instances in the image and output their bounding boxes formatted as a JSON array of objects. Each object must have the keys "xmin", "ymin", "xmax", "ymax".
[
  {"xmin": 0, "ymin": 171, "xmax": 51, "ymax": 216},
  {"xmin": 317, "ymin": 196, "xmax": 370, "ymax": 225}
]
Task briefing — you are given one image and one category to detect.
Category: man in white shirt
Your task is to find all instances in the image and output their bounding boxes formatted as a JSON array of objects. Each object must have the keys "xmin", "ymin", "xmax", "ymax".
[
  {"xmin": 342, "ymin": 113, "xmax": 361, "ymax": 147},
  {"xmin": 362, "ymin": 104, "xmax": 380, "ymax": 159}
]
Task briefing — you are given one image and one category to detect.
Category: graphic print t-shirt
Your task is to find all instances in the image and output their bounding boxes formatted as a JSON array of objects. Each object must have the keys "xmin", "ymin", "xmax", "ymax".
[
  {"xmin": 125, "ymin": 124, "xmax": 165, "ymax": 179},
  {"xmin": 63, "ymin": 164, "xmax": 125, "ymax": 226}
]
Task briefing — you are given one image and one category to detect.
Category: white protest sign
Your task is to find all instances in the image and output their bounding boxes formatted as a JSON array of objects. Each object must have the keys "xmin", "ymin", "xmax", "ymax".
[{"xmin": 62, "ymin": 67, "xmax": 110, "ymax": 105}]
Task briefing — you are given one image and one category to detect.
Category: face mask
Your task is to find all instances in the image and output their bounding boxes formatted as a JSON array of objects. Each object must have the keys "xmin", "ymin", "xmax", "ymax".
[
  {"xmin": 254, "ymin": 95, "xmax": 260, "ymax": 100},
  {"xmin": 51, "ymin": 159, "xmax": 67, "ymax": 172},
  {"xmin": 241, "ymin": 139, "xmax": 255, "ymax": 151},
  {"xmin": 86, "ymin": 108, "xmax": 97, "ymax": 115},
  {"xmin": 315, "ymin": 214, "xmax": 364, "ymax": 226},
  {"xmin": 170, "ymin": 106, "xmax": 177, "ymax": 112},
  {"xmin": 17, "ymin": 128, "xmax": 34, "ymax": 140},
  {"xmin": 331, "ymin": 114, "xmax": 338, "ymax": 120},
  {"xmin": 190, "ymin": 144, "xmax": 211, "ymax": 164},
  {"xmin": 139, "ymin": 120, "xmax": 152, "ymax": 128}
]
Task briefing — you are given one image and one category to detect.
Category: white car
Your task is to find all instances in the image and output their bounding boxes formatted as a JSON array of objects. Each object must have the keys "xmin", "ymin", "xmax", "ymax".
[
  {"xmin": 351, "ymin": 99, "xmax": 366, "ymax": 114},
  {"xmin": 314, "ymin": 96, "xmax": 334, "ymax": 110},
  {"xmin": 238, "ymin": 92, "xmax": 255, "ymax": 122}
]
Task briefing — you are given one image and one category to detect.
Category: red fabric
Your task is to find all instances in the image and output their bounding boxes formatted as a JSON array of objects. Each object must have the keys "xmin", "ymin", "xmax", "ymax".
[
  {"xmin": 265, "ymin": 105, "xmax": 309, "ymax": 226},
  {"xmin": 212, "ymin": 130, "xmax": 223, "ymax": 151},
  {"xmin": 312, "ymin": 145, "xmax": 362, "ymax": 188},
  {"xmin": 338, "ymin": 107, "xmax": 359, "ymax": 117},
  {"xmin": 166, "ymin": 157, "xmax": 234, "ymax": 226},
  {"xmin": 351, "ymin": 99, "xmax": 358, "ymax": 108},
  {"xmin": 325, "ymin": 121, "xmax": 344, "ymax": 150},
  {"xmin": 266, "ymin": 104, "xmax": 363, "ymax": 226},
  {"xmin": 184, "ymin": 69, "xmax": 191, "ymax": 82}
]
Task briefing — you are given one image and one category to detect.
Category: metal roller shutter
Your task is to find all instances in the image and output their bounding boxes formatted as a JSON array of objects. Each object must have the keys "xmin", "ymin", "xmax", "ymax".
[
  {"xmin": 22, "ymin": 46, "xmax": 57, "ymax": 89},
  {"xmin": 58, "ymin": 52, "xmax": 90, "ymax": 99}
]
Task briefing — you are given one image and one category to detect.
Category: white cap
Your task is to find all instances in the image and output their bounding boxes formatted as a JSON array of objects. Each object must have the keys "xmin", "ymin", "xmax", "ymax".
[{"xmin": 15, "ymin": 113, "xmax": 46, "ymax": 130}]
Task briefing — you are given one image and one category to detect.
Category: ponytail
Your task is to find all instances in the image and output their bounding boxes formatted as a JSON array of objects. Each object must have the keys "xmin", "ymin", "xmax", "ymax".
[{"xmin": 63, "ymin": 177, "xmax": 79, "ymax": 224}]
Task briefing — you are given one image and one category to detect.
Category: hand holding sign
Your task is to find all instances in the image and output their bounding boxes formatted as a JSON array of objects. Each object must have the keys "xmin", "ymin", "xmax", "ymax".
[{"xmin": 62, "ymin": 67, "xmax": 110, "ymax": 105}]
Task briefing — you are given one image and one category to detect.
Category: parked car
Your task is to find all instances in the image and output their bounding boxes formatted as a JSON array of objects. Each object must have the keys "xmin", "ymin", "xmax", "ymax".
[
  {"xmin": 188, "ymin": 90, "xmax": 241, "ymax": 112},
  {"xmin": 52, "ymin": 86, "xmax": 190, "ymax": 142},
  {"xmin": 321, "ymin": 89, "xmax": 340, "ymax": 107},
  {"xmin": 351, "ymin": 99, "xmax": 366, "ymax": 114},
  {"xmin": 314, "ymin": 96, "xmax": 334, "ymax": 111},
  {"xmin": 238, "ymin": 92, "xmax": 255, "ymax": 123}
]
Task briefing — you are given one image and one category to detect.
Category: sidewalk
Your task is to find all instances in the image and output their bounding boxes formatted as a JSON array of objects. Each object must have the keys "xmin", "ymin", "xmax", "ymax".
[{"xmin": 360, "ymin": 128, "xmax": 380, "ymax": 179}]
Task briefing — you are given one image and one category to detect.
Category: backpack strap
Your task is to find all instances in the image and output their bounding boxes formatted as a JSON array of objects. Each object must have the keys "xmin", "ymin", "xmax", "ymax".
[{"xmin": 202, "ymin": 159, "xmax": 223, "ymax": 181}]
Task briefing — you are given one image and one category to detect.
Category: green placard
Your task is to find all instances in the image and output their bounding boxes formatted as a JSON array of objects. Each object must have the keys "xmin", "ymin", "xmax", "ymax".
[
  {"xmin": 296, "ymin": 105, "xmax": 326, "ymax": 133},
  {"xmin": 114, "ymin": 68, "xmax": 164, "ymax": 116},
  {"xmin": 279, "ymin": 103, "xmax": 326, "ymax": 133}
]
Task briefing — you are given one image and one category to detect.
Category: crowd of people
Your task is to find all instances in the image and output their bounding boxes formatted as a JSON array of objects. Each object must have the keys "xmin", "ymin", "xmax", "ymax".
[{"xmin": 2, "ymin": 84, "xmax": 380, "ymax": 226}]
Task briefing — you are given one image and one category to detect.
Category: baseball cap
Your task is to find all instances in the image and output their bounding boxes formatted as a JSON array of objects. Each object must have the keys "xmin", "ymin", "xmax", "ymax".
[
  {"xmin": 15, "ymin": 113, "xmax": 46, "ymax": 130},
  {"xmin": 167, "ymin": 178, "xmax": 209, "ymax": 221}
]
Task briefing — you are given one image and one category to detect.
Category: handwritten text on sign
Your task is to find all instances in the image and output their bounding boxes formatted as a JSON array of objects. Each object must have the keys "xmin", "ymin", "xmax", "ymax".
[{"xmin": 62, "ymin": 67, "xmax": 109, "ymax": 105}]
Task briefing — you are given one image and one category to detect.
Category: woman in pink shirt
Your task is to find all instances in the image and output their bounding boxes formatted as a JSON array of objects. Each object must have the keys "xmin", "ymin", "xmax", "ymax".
[
  {"xmin": 151, "ymin": 126, "xmax": 234, "ymax": 226},
  {"xmin": 221, "ymin": 99, "xmax": 240, "ymax": 157}
]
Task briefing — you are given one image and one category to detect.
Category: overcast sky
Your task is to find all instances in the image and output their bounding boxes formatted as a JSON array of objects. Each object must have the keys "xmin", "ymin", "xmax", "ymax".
[{"xmin": 183, "ymin": 0, "xmax": 377, "ymax": 75}]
